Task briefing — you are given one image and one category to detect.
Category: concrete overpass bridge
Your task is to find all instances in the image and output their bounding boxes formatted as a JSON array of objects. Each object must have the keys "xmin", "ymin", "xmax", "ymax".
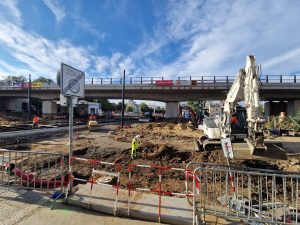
[{"xmin": 0, "ymin": 75, "xmax": 299, "ymax": 117}]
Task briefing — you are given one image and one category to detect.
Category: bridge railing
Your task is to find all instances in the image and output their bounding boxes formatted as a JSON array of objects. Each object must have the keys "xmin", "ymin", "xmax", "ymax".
[{"xmin": 0, "ymin": 75, "xmax": 299, "ymax": 88}]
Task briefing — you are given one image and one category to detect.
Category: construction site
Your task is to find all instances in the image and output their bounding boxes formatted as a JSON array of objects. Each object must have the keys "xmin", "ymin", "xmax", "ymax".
[
  {"xmin": 1, "ymin": 1, "xmax": 300, "ymax": 225},
  {"xmin": 0, "ymin": 55, "xmax": 300, "ymax": 225}
]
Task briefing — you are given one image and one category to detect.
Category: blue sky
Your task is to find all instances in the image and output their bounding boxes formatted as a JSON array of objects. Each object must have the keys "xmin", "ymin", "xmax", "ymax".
[{"xmin": 0, "ymin": 0, "xmax": 300, "ymax": 81}]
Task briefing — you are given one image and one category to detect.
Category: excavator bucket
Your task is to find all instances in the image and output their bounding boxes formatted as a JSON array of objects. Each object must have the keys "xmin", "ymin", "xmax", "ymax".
[{"xmin": 245, "ymin": 138, "xmax": 267, "ymax": 155}]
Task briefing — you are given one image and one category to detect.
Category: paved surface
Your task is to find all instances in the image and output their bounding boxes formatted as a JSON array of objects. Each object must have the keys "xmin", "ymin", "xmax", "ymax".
[
  {"xmin": 18, "ymin": 202, "xmax": 161, "ymax": 225},
  {"xmin": 0, "ymin": 186, "xmax": 48, "ymax": 225},
  {"xmin": 67, "ymin": 183, "xmax": 193, "ymax": 225},
  {"xmin": 0, "ymin": 186, "xmax": 161, "ymax": 225},
  {"xmin": 0, "ymin": 125, "xmax": 86, "ymax": 146}
]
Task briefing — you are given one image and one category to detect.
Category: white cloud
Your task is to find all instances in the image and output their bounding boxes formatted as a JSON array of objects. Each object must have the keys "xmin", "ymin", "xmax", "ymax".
[
  {"xmin": 263, "ymin": 48, "xmax": 300, "ymax": 72},
  {"xmin": 43, "ymin": 0, "xmax": 66, "ymax": 23},
  {"xmin": 0, "ymin": 21, "xmax": 92, "ymax": 79},
  {"xmin": 1, "ymin": 0, "xmax": 300, "ymax": 82},
  {"xmin": 140, "ymin": 0, "xmax": 300, "ymax": 76},
  {"xmin": 0, "ymin": 0, "xmax": 22, "ymax": 25}
]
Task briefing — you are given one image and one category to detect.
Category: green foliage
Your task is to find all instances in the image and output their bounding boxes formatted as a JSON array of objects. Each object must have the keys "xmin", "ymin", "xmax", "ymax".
[
  {"xmin": 187, "ymin": 100, "xmax": 203, "ymax": 112},
  {"xmin": 259, "ymin": 105, "xmax": 264, "ymax": 115},
  {"xmin": 33, "ymin": 76, "xmax": 54, "ymax": 84},
  {"xmin": 126, "ymin": 105, "xmax": 134, "ymax": 112},
  {"xmin": 116, "ymin": 102, "xmax": 123, "ymax": 111},
  {"xmin": 155, "ymin": 106, "xmax": 162, "ymax": 113},
  {"xmin": 94, "ymin": 99, "xmax": 117, "ymax": 111},
  {"xmin": 294, "ymin": 107, "xmax": 300, "ymax": 124},
  {"xmin": 140, "ymin": 102, "xmax": 150, "ymax": 112},
  {"xmin": 94, "ymin": 99, "xmax": 126, "ymax": 112}
]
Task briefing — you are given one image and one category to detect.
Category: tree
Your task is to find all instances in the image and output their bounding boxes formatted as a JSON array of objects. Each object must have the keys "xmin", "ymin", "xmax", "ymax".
[
  {"xmin": 94, "ymin": 99, "xmax": 115, "ymax": 111},
  {"xmin": 155, "ymin": 106, "xmax": 162, "ymax": 113},
  {"xmin": 161, "ymin": 107, "xmax": 166, "ymax": 116},
  {"xmin": 116, "ymin": 102, "xmax": 123, "ymax": 111},
  {"xmin": 126, "ymin": 105, "xmax": 134, "ymax": 112},
  {"xmin": 187, "ymin": 100, "xmax": 204, "ymax": 112},
  {"xmin": 140, "ymin": 102, "xmax": 150, "ymax": 112},
  {"xmin": 33, "ymin": 76, "xmax": 54, "ymax": 84},
  {"xmin": 294, "ymin": 107, "xmax": 300, "ymax": 124}
]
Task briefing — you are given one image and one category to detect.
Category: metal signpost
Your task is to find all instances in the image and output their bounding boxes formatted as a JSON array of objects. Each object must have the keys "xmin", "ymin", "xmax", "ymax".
[{"xmin": 59, "ymin": 63, "xmax": 85, "ymax": 192}]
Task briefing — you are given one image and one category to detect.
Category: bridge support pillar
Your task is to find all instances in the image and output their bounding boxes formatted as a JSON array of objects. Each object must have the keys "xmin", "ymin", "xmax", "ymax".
[
  {"xmin": 287, "ymin": 99, "xmax": 300, "ymax": 116},
  {"xmin": 264, "ymin": 100, "xmax": 300, "ymax": 117},
  {"xmin": 165, "ymin": 102, "xmax": 179, "ymax": 119},
  {"xmin": 264, "ymin": 101, "xmax": 287, "ymax": 117},
  {"xmin": 42, "ymin": 100, "xmax": 57, "ymax": 114}
]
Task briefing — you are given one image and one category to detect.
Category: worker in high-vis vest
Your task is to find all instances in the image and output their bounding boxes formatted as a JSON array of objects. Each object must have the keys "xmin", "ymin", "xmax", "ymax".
[
  {"xmin": 32, "ymin": 115, "xmax": 40, "ymax": 128},
  {"xmin": 131, "ymin": 135, "xmax": 140, "ymax": 159}
]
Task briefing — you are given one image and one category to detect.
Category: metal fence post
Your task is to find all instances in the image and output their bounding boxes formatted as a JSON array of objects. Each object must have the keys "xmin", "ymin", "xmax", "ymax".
[
  {"xmin": 266, "ymin": 75, "xmax": 269, "ymax": 83},
  {"xmin": 214, "ymin": 76, "xmax": 216, "ymax": 83},
  {"xmin": 294, "ymin": 75, "xmax": 297, "ymax": 83},
  {"xmin": 110, "ymin": 78, "xmax": 112, "ymax": 84},
  {"xmin": 101, "ymin": 78, "xmax": 103, "ymax": 84},
  {"xmin": 130, "ymin": 77, "xmax": 132, "ymax": 84},
  {"xmin": 190, "ymin": 76, "xmax": 192, "ymax": 80},
  {"xmin": 151, "ymin": 77, "xmax": 153, "ymax": 84},
  {"xmin": 140, "ymin": 77, "xmax": 142, "ymax": 84},
  {"xmin": 226, "ymin": 76, "xmax": 229, "ymax": 83},
  {"xmin": 92, "ymin": 78, "xmax": 94, "ymax": 85},
  {"xmin": 280, "ymin": 75, "xmax": 282, "ymax": 83}
]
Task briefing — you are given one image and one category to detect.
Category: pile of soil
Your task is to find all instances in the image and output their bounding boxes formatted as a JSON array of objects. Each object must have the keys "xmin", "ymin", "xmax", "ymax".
[{"xmin": 70, "ymin": 142, "xmax": 234, "ymax": 192}]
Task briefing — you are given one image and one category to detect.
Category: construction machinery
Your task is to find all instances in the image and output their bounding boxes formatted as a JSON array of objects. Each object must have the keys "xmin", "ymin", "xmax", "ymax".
[
  {"xmin": 198, "ymin": 55, "xmax": 267, "ymax": 154},
  {"xmin": 88, "ymin": 114, "xmax": 101, "ymax": 132},
  {"xmin": 179, "ymin": 105, "xmax": 208, "ymax": 127}
]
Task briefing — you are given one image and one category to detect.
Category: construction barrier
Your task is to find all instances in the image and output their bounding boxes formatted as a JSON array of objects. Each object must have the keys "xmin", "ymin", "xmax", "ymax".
[
  {"xmin": 190, "ymin": 162, "xmax": 300, "ymax": 225},
  {"xmin": 70, "ymin": 157, "xmax": 187, "ymax": 223},
  {"xmin": 0, "ymin": 149, "xmax": 67, "ymax": 191}
]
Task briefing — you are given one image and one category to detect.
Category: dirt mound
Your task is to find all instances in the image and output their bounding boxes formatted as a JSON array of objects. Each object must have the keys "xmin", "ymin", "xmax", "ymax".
[{"xmin": 139, "ymin": 143, "xmax": 190, "ymax": 163}]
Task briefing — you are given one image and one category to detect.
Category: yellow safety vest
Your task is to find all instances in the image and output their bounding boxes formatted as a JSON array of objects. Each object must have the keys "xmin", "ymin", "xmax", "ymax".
[{"xmin": 131, "ymin": 138, "xmax": 139, "ymax": 151}]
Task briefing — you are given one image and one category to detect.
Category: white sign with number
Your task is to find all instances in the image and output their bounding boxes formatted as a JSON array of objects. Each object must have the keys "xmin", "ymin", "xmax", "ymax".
[
  {"xmin": 221, "ymin": 138, "xmax": 234, "ymax": 159},
  {"xmin": 61, "ymin": 63, "xmax": 85, "ymax": 98}
]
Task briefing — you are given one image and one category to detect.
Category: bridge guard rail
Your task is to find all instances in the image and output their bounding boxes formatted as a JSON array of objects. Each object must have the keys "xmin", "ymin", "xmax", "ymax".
[{"xmin": 192, "ymin": 164, "xmax": 300, "ymax": 225}]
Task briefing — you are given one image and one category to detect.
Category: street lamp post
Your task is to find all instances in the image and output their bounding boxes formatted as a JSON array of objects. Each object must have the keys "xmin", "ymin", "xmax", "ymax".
[
  {"xmin": 121, "ymin": 70, "xmax": 125, "ymax": 128},
  {"xmin": 27, "ymin": 74, "xmax": 32, "ymax": 121}
]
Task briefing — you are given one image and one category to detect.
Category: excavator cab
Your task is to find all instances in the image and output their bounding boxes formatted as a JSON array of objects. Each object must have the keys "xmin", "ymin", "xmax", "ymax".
[{"xmin": 230, "ymin": 107, "xmax": 248, "ymax": 140}]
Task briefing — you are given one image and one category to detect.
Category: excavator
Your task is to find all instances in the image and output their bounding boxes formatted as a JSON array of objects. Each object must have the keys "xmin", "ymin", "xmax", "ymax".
[
  {"xmin": 179, "ymin": 104, "xmax": 208, "ymax": 127},
  {"xmin": 198, "ymin": 55, "xmax": 267, "ymax": 154}
]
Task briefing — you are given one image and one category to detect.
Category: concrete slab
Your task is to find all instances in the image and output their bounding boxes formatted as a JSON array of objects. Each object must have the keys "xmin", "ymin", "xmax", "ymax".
[
  {"xmin": 232, "ymin": 142, "xmax": 287, "ymax": 160},
  {"xmin": 17, "ymin": 201, "xmax": 162, "ymax": 225},
  {"xmin": 67, "ymin": 184, "xmax": 193, "ymax": 225}
]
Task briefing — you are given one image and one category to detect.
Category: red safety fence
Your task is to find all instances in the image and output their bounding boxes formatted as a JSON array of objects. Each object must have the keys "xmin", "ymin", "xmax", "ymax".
[{"xmin": 69, "ymin": 157, "xmax": 191, "ymax": 223}]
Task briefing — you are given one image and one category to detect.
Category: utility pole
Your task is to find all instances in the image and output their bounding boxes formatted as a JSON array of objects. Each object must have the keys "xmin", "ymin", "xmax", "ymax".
[
  {"xmin": 27, "ymin": 74, "xmax": 32, "ymax": 121},
  {"xmin": 121, "ymin": 70, "xmax": 125, "ymax": 128}
]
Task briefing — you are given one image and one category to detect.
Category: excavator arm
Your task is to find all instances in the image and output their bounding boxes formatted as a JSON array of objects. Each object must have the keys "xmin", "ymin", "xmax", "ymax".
[{"xmin": 220, "ymin": 55, "xmax": 266, "ymax": 153}]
